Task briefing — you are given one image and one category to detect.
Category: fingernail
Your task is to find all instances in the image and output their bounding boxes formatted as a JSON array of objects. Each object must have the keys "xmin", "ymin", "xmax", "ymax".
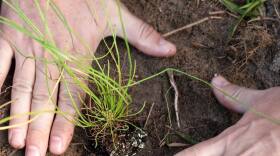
[
  {"xmin": 26, "ymin": 146, "xmax": 40, "ymax": 156},
  {"xmin": 212, "ymin": 76, "xmax": 230, "ymax": 88},
  {"xmin": 159, "ymin": 38, "xmax": 176, "ymax": 55},
  {"xmin": 51, "ymin": 136, "xmax": 63, "ymax": 153},
  {"xmin": 9, "ymin": 130, "xmax": 25, "ymax": 148}
]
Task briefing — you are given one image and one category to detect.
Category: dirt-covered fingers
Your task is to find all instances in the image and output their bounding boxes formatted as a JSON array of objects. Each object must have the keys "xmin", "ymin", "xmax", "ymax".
[
  {"xmin": 0, "ymin": 38, "xmax": 13, "ymax": 89},
  {"xmin": 49, "ymin": 72, "xmax": 85, "ymax": 155},
  {"xmin": 25, "ymin": 62, "xmax": 60, "ymax": 156}
]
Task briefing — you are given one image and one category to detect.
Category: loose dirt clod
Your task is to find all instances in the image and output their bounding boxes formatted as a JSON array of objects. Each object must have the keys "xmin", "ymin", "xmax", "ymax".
[{"xmin": 110, "ymin": 129, "xmax": 147, "ymax": 156}]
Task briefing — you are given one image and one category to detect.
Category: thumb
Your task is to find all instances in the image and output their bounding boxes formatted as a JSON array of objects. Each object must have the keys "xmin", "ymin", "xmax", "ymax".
[
  {"xmin": 175, "ymin": 137, "xmax": 225, "ymax": 156},
  {"xmin": 115, "ymin": 6, "xmax": 176, "ymax": 57},
  {"xmin": 211, "ymin": 75, "xmax": 263, "ymax": 113}
]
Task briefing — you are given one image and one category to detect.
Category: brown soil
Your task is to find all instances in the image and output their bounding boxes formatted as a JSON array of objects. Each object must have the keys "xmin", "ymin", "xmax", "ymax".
[{"xmin": 1, "ymin": 0, "xmax": 280, "ymax": 156}]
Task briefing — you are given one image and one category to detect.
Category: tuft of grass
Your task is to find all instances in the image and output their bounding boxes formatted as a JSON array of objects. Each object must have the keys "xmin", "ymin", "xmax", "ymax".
[
  {"xmin": 219, "ymin": 0, "xmax": 266, "ymax": 37},
  {"xmin": 1, "ymin": 0, "xmax": 280, "ymax": 151},
  {"xmin": 0, "ymin": 0, "xmax": 140, "ymax": 147}
]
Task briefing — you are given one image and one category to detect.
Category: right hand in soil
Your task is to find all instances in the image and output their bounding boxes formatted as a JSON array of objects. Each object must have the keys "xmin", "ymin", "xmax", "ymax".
[
  {"xmin": 176, "ymin": 75, "xmax": 280, "ymax": 156},
  {"xmin": 0, "ymin": 1, "xmax": 176, "ymax": 156}
]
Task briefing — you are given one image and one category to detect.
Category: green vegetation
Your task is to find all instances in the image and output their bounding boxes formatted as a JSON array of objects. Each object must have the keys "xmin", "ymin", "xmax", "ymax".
[
  {"xmin": 219, "ymin": 0, "xmax": 266, "ymax": 37},
  {"xmin": 0, "ymin": 0, "xmax": 140, "ymax": 146}
]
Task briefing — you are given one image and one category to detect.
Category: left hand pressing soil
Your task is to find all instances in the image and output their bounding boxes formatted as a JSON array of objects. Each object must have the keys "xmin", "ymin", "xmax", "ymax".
[{"xmin": 0, "ymin": 1, "xmax": 176, "ymax": 156}]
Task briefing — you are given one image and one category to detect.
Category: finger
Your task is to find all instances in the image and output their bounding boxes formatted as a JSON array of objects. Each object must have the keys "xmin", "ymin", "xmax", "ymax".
[
  {"xmin": 211, "ymin": 75, "xmax": 264, "ymax": 113},
  {"xmin": 9, "ymin": 56, "xmax": 35, "ymax": 149},
  {"xmin": 175, "ymin": 137, "xmax": 225, "ymax": 156},
  {"xmin": 0, "ymin": 38, "xmax": 13, "ymax": 89},
  {"xmin": 49, "ymin": 72, "xmax": 84, "ymax": 155},
  {"xmin": 25, "ymin": 62, "xmax": 59, "ymax": 156},
  {"xmin": 114, "ymin": 5, "xmax": 176, "ymax": 57}
]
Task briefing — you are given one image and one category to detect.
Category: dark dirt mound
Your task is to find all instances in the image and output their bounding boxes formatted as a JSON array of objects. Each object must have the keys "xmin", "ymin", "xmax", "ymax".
[{"xmin": 1, "ymin": 0, "xmax": 280, "ymax": 156}]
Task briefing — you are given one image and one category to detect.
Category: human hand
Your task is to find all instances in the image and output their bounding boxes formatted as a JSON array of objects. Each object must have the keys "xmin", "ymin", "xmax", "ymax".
[
  {"xmin": 176, "ymin": 75, "xmax": 280, "ymax": 156},
  {"xmin": 0, "ymin": 1, "xmax": 176, "ymax": 156}
]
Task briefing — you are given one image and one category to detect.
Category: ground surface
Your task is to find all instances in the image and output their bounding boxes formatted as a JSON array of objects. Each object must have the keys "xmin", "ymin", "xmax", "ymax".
[{"xmin": 1, "ymin": 0, "xmax": 280, "ymax": 156}]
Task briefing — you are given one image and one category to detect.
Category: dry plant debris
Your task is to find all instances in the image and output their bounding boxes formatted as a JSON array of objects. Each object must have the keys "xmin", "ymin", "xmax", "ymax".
[
  {"xmin": 163, "ymin": 16, "xmax": 223, "ymax": 37},
  {"xmin": 167, "ymin": 71, "xmax": 180, "ymax": 128}
]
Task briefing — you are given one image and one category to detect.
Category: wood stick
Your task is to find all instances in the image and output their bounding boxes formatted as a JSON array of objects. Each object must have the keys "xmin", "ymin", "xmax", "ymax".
[
  {"xmin": 144, "ymin": 102, "xmax": 155, "ymax": 129},
  {"xmin": 209, "ymin": 10, "xmax": 225, "ymax": 15},
  {"xmin": 163, "ymin": 16, "xmax": 223, "ymax": 37},
  {"xmin": 248, "ymin": 17, "xmax": 279, "ymax": 23}
]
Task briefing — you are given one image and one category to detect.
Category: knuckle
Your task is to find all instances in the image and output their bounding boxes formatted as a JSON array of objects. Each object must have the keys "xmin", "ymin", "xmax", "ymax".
[
  {"xmin": 59, "ymin": 88, "xmax": 84, "ymax": 112},
  {"xmin": 227, "ymin": 87, "xmax": 243, "ymax": 101},
  {"xmin": 12, "ymin": 79, "xmax": 33, "ymax": 94},
  {"xmin": 59, "ymin": 92, "xmax": 72, "ymax": 103},
  {"xmin": 60, "ymin": 86, "xmax": 84, "ymax": 102},
  {"xmin": 53, "ymin": 118, "xmax": 75, "ymax": 133},
  {"xmin": 226, "ymin": 125, "xmax": 247, "ymax": 141},
  {"xmin": 32, "ymin": 91, "xmax": 51, "ymax": 103},
  {"xmin": 37, "ymin": 65, "xmax": 60, "ymax": 81},
  {"xmin": 31, "ymin": 92, "xmax": 57, "ymax": 110},
  {"xmin": 239, "ymin": 138, "xmax": 269, "ymax": 156},
  {"xmin": 138, "ymin": 22, "xmax": 155, "ymax": 42},
  {"xmin": 27, "ymin": 128, "xmax": 49, "ymax": 140},
  {"xmin": 59, "ymin": 102, "xmax": 78, "ymax": 116},
  {"xmin": 224, "ymin": 124, "xmax": 251, "ymax": 150}
]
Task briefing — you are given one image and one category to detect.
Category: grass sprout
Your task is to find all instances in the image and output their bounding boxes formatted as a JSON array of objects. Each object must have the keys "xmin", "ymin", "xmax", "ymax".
[{"xmin": 219, "ymin": 0, "xmax": 266, "ymax": 37}]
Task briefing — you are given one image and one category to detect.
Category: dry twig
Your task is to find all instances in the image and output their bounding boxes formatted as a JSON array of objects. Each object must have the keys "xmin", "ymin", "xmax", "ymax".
[
  {"xmin": 273, "ymin": 0, "xmax": 280, "ymax": 19},
  {"xmin": 144, "ymin": 102, "xmax": 155, "ymax": 130},
  {"xmin": 167, "ymin": 142, "xmax": 188, "ymax": 147},
  {"xmin": 167, "ymin": 71, "xmax": 180, "ymax": 128},
  {"xmin": 163, "ymin": 16, "xmax": 223, "ymax": 37},
  {"xmin": 248, "ymin": 17, "xmax": 279, "ymax": 23},
  {"xmin": 209, "ymin": 10, "xmax": 226, "ymax": 15}
]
